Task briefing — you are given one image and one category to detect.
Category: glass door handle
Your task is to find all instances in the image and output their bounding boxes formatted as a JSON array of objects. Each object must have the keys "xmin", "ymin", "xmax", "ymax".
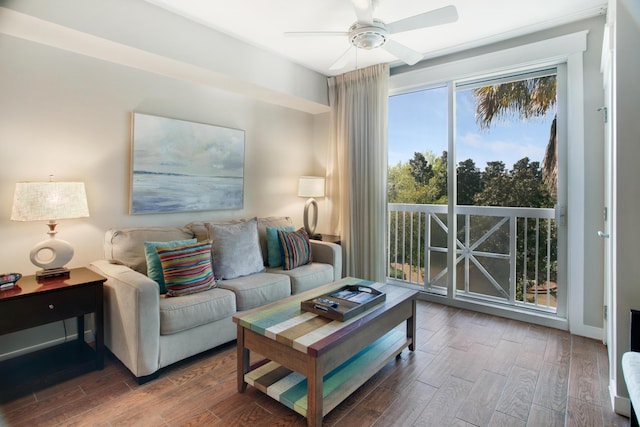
[{"xmin": 597, "ymin": 231, "xmax": 610, "ymax": 238}]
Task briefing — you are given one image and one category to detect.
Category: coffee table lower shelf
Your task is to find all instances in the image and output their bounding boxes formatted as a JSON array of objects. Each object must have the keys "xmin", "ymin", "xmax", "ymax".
[{"xmin": 244, "ymin": 329, "xmax": 409, "ymax": 418}]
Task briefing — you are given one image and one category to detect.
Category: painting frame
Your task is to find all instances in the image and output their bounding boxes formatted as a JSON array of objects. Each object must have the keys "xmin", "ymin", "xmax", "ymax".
[{"xmin": 130, "ymin": 112, "xmax": 245, "ymax": 214}]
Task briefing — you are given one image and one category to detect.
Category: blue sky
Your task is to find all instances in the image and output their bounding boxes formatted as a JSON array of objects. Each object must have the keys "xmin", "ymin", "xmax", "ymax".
[{"xmin": 388, "ymin": 86, "xmax": 555, "ymax": 170}]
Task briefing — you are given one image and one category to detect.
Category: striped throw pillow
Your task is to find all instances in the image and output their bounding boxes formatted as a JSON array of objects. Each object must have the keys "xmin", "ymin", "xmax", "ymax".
[
  {"xmin": 144, "ymin": 238, "xmax": 197, "ymax": 294},
  {"xmin": 277, "ymin": 228, "xmax": 312, "ymax": 270},
  {"xmin": 157, "ymin": 240, "xmax": 216, "ymax": 297}
]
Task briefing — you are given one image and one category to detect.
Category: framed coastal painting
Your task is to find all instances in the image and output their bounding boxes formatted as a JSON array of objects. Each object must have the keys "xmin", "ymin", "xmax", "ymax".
[{"xmin": 130, "ymin": 112, "xmax": 245, "ymax": 214}]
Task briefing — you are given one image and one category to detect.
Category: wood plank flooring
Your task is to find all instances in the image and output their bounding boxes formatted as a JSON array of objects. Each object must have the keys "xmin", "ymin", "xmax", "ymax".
[{"xmin": 0, "ymin": 300, "xmax": 630, "ymax": 426}]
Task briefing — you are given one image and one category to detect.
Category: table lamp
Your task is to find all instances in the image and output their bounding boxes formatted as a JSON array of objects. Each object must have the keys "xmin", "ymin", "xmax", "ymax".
[
  {"xmin": 11, "ymin": 177, "xmax": 90, "ymax": 279},
  {"xmin": 297, "ymin": 176, "xmax": 325, "ymax": 239}
]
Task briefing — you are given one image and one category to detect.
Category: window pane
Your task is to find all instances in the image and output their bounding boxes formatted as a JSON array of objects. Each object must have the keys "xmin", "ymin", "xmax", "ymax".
[
  {"xmin": 455, "ymin": 74, "xmax": 557, "ymax": 207},
  {"xmin": 388, "ymin": 87, "xmax": 448, "ymax": 205},
  {"xmin": 388, "ymin": 87, "xmax": 448, "ymax": 291}
]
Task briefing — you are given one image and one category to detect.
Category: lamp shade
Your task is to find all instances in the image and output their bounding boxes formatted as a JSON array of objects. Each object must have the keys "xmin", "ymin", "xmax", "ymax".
[
  {"xmin": 11, "ymin": 181, "xmax": 89, "ymax": 221},
  {"xmin": 297, "ymin": 176, "xmax": 325, "ymax": 198}
]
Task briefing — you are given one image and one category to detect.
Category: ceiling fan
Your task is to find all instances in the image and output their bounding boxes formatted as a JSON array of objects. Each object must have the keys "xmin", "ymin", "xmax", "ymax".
[{"xmin": 285, "ymin": 0, "xmax": 458, "ymax": 70}]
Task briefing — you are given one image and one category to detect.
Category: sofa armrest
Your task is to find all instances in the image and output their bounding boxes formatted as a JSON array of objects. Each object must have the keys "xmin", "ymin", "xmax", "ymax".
[
  {"xmin": 310, "ymin": 240, "xmax": 342, "ymax": 281},
  {"xmin": 89, "ymin": 260, "xmax": 161, "ymax": 378},
  {"xmin": 623, "ymin": 351, "xmax": 640, "ymax": 423}
]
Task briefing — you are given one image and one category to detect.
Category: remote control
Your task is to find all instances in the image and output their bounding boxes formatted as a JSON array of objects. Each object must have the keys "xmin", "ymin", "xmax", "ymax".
[{"xmin": 0, "ymin": 272, "xmax": 22, "ymax": 289}]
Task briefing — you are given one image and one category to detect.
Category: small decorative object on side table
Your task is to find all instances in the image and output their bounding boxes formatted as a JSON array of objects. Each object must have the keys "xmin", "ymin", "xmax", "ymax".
[
  {"xmin": 309, "ymin": 234, "xmax": 341, "ymax": 245},
  {"xmin": 0, "ymin": 267, "xmax": 106, "ymax": 402}
]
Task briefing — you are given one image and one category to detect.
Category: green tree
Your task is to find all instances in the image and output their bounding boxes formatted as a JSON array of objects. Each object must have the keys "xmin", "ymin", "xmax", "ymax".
[
  {"xmin": 388, "ymin": 162, "xmax": 420, "ymax": 203},
  {"xmin": 457, "ymin": 158, "xmax": 482, "ymax": 205},
  {"xmin": 483, "ymin": 160, "xmax": 506, "ymax": 180},
  {"xmin": 389, "ymin": 151, "xmax": 447, "ymax": 205},
  {"xmin": 432, "ymin": 151, "xmax": 448, "ymax": 204},
  {"xmin": 473, "ymin": 77, "xmax": 556, "ymax": 127},
  {"xmin": 409, "ymin": 152, "xmax": 433, "ymax": 185},
  {"xmin": 475, "ymin": 157, "xmax": 552, "ymax": 208},
  {"xmin": 509, "ymin": 158, "xmax": 552, "ymax": 207}
]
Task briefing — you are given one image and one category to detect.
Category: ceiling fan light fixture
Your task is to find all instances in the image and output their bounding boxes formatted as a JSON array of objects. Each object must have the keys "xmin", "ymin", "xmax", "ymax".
[
  {"xmin": 351, "ymin": 30, "xmax": 386, "ymax": 49},
  {"xmin": 349, "ymin": 22, "xmax": 388, "ymax": 50}
]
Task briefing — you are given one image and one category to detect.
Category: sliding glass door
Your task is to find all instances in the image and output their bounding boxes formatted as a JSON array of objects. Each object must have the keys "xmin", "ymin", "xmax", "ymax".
[{"xmin": 388, "ymin": 66, "xmax": 566, "ymax": 317}]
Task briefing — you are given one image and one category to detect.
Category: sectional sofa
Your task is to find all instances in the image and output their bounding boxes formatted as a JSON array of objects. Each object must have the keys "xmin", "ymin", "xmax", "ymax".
[{"xmin": 90, "ymin": 216, "xmax": 342, "ymax": 383}]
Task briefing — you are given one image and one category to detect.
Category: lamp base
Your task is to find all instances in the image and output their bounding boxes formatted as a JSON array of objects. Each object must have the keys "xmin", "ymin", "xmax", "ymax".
[
  {"xmin": 36, "ymin": 267, "xmax": 70, "ymax": 280},
  {"xmin": 30, "ymin": 236, "xmax": 74, "ymax": 273},
  {"xmin": 303, "ymin": 198, "xmax": 319, "ymax": 237}
]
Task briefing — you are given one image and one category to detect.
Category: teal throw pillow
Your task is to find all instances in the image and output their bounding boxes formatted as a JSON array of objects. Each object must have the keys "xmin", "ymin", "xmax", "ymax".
[
  {"xmin": 266, "ymin": 225, "xmax": 295, "ymax": 268},
  {"xmin": 144, "ymin": 238, "xmax": 197, "ymax": 294}
]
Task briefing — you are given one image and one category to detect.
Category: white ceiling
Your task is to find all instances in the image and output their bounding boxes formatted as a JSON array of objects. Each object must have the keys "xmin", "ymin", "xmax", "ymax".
[{"xmin": 145, "ymin": 0, "xmax": 607, "ymax": 77}]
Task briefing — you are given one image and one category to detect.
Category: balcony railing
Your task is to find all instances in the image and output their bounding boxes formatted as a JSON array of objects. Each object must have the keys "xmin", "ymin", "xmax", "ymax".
[{"xmin": 388, "ymin": 203, "xmax": 558, "ymax": 314}]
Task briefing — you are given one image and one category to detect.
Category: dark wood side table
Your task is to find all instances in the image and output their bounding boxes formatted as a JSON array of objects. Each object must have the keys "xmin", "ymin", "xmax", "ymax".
[{"xmin": 0, "ymin": 267, "xmax": 106, "ymax": 401}]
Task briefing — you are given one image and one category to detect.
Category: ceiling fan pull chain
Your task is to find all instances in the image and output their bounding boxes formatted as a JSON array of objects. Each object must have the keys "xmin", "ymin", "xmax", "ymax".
[{"xmin": 355, "ymin": 47, "xmax": 358, "ymax": 70}]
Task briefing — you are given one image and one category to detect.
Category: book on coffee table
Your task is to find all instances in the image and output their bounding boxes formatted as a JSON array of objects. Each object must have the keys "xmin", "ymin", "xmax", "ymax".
[{"xmin": 301, "ymin": 284, "xmax": 386, "ymax": 321}]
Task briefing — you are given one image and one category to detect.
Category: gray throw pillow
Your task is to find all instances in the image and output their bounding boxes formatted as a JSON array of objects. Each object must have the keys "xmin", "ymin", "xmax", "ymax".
[{"xmin": 206, "ymin": 218, "xmax": 265, "ymax": 280}]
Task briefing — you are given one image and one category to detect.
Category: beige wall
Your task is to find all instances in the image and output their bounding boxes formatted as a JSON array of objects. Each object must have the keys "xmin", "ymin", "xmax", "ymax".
[{"xmin": 0, "ymin": 35, "xmax": 330, "ymax": 275}]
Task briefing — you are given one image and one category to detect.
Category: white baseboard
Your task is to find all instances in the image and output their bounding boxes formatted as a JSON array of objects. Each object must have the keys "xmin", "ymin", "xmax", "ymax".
[
  {"xmin": 610, "ymin": 380, "xmax": 631, "ymax": 417},
  {"xmin": 570, "ymin": 323, "xmax": 604, "ymax": 341}
]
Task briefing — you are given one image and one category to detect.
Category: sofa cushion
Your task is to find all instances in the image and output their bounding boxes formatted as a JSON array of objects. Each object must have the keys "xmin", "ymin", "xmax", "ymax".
[
  {"xmin": 159, "ymin": 287, "xmax": 236, "ymax": 335},
  {"xmin": 183, "ymin": 222, "xmax": 211, "ymax": 242},
  {"xmin": 218, "ymin": 272, "xmax": 290, "ymax": 311},
  {"xmin": 144, "ymin": 238, "xmax": 197, "ymax": 294},
  {"xmin": 278, "ymin": 228, "xmax": 312, "ymax": 270},
  {"xmin": 104, "ymin": 227, "xmax": 195, "ymax": 274},
  {"xmin": 266, "ymin": 226, "xmax": 295, "ymax": 268},
  {"xmin": 207, "ymin": 218, "xmax": 265, "ymax": 280},
  {"xmin": 158, "ymin": 240, "xmax": 216, "ymax": 297},
  {"xmin": 185, "ymin": 219, "xmax": 244, "ymax": 242},
  {"xmin": 267, "ymin": 263, "xmax": 334, "ymax": 294}
]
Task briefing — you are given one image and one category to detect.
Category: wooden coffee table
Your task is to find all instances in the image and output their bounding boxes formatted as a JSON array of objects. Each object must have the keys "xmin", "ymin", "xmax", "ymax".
[{"xmin": 233, "ymin": 277, "xmax": 417, "ymax": 426}]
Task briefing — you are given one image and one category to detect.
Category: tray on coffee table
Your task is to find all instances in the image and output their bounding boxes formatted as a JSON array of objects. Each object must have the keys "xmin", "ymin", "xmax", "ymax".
[{"xmin": 300, "ymin": 284, "xmax": 385, "ymax": 321}]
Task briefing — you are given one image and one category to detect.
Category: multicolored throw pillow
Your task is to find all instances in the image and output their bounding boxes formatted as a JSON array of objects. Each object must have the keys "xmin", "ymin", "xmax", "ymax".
[
  {"xmin": 277, "ymin": 228, "xmax": 312, "ymax": 270},
  {"xmin": 157, "ymin": 240, "xmax": 216, "ymax": 297},
  {"xmin": 144, "ymin": 238, "xmax": 197, "ymax": 294}
]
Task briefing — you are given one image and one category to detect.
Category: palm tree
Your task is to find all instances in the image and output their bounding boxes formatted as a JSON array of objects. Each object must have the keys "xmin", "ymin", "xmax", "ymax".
[{"xmin": 472, "ymin": 75, "xmax": 558, "ymax": 196}]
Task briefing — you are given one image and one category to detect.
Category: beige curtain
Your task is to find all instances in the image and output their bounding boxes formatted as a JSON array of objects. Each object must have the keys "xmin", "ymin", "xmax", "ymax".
[{"xmin": 327, "ymin": 64, "xmax": 389, "ymax": 282}]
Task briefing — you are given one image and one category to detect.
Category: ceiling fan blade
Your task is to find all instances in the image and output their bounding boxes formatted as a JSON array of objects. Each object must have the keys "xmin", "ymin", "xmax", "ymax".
[
  {"xmin": 383, "ymin": 39, "xmax": 423, "ymax": 66},
  {"xmin": 284, "ymin": 31, "xmax": 349, "ymax": 37},
  {"xmin": 351, "ymin": 0, "xmax": 373, "ymax": 25},
  {"xmin": 387, "ymin": 5, "xmax": 458, "ymax": 34},
  {"xmin": 329, "ymin": 46, "xmax": 354, "ymax": 70}
]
